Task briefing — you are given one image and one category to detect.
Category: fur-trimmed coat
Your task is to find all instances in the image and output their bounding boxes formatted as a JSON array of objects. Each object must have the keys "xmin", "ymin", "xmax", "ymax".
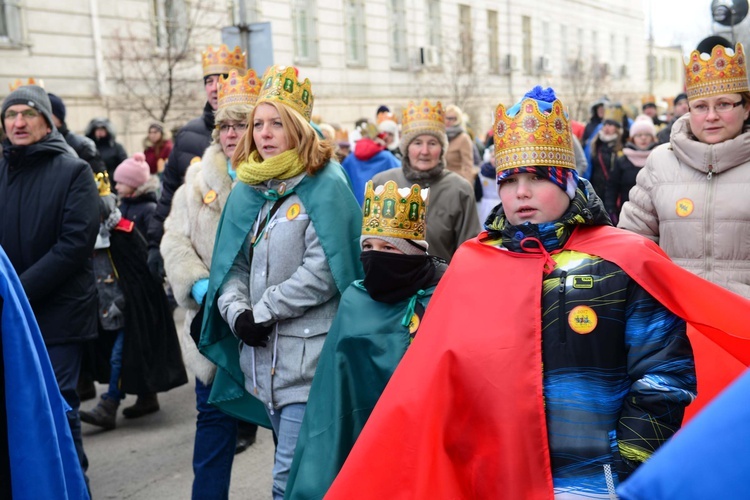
[{"xmin": 161, "ymin": 143, "xmax": 233, "ymax": 383}]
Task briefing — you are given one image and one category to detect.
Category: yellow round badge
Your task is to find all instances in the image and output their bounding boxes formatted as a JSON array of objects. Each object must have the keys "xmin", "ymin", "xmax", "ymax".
[
  {"xmin": 286, "ymin": 203, "xmax": 301, "ymax": 220},
  {"xmin": 675, "ymin": 198, "xmax": 694, "ymax": 217},
  {"xmin": 190, "ymin": 156, "xmax": 201, "ymax": 165},
  {"xmin": 568, "ymin": 305, "xmax": 598, "ymax": 334},
  {"xmin": 203, "ymin": 190, "xmax": 217, "ymax": 204},
  {"xmin": 408, "ymin": 313, "xmax": 420, "ymax": 335}
]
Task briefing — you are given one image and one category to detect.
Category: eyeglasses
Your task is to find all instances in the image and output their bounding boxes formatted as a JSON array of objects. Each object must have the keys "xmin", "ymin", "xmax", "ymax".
[
  {"xmin": 5, "ymin": 109, "xmax": 40, "ymax": 120},
  {"xmin": 690, "ymin": 100, "xmax": 744, "ymax": 115},
  {"xmin": 445, "ymin": 116, "xmax": 458, "ymax": 122},
  {"xmin": 218, "ymin": 122, "xmax": 248, "ymax": 134}
]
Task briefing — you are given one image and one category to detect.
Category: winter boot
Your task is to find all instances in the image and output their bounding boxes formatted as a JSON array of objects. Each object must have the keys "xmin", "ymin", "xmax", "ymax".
[
  {"xmin": 76, "ymin": 374, "xmax": 96, "ymax": 402},
  {"xmin": 80, "ymin": 396, "xmax": 119, "ymax": 430},
  {"xmin": 122, "ymin": 393, "xmax": 160, "ymax": 418},
  {"xmin": 235, "ymin": 422, "xmax": 258, "ymax": 455}
]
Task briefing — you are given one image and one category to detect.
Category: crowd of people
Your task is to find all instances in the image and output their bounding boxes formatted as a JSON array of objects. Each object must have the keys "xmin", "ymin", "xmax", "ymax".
[{"xmin": 2, "ymin": 38, "xmax": 750, "ymax": 500}]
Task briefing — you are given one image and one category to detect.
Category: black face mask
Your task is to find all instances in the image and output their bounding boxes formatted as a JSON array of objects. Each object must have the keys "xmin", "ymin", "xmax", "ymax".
[{"xmin": 360, "ymin": 251, "xmax": 436, "ymax": 303}]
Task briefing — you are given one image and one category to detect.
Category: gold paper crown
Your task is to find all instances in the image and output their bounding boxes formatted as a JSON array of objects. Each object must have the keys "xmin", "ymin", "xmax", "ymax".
[
  {"xmin": 362, "ymin": 180, "xmax": 429, "ymax": 241},
  {"xmin": 257, "ymin": 65, "xmax": 314, "ymax": 121},
  {"xmin": 401, "ymin": 100, "xmax": 445, "ymax": 139},
  {"xmin": 334, "ymin": 129, "xmax": 349, "ymax": 142},
  {"xmin": 494, "ymin": 98, "xmax": 575, "ymax": 172},
  {"xmin": 201, "ymin": 45, "xmax": 246, "ymax": 77},
  {"xmin": 685, "ymin": 43, "xmax": 749, "ymax": 100},
  {"xmin": 603, "ymin": 103, "xmax": 626, "ymax": 124},
  {"xmin": 9, "ymin": 78, "xmax": 43, "ymax": 91},
  {"xmin": 218, "ymin": 69, "xmax": 261, "ymax": 110}
]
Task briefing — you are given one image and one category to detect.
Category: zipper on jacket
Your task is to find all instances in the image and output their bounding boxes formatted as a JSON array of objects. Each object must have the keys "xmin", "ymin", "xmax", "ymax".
[
  {"xmin": 558, "ymin": 271, "xmax": 568, "ymax": 344},
  {"xmin": 705, "ymin": 154, "xmax": 716, "ymax": 279}
]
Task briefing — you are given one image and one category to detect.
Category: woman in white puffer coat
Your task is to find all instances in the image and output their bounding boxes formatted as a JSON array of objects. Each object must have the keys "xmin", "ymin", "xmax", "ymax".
[{"xmin": 618, "ymin": 42, "xmax": 750, "ymax": 299}]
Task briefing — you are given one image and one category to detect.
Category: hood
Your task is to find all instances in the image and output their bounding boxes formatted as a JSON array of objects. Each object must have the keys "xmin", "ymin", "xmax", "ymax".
[
  {"xmin": 354, "ymin": 137, "xmax": 386, "ymax": 161},
  {"xmin": 671, "ymin": 114, "xmax": 750, "ymax": 175},
  {"xmin": 2, "ymin": 129, "xmax": 75, "ymax": 168},
  {"xmin": 130, "ymin": 174, "xmax": 160, "ymax": 199},
  {"xmin": 85, "ymin": 117, "xmax": 117, "ymax": 141}
]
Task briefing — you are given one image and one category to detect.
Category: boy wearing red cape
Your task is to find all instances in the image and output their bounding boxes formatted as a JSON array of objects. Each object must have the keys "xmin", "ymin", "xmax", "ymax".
[{"xmin": 327, "ymin": 88, "xmax": 750, "ymax": 499}]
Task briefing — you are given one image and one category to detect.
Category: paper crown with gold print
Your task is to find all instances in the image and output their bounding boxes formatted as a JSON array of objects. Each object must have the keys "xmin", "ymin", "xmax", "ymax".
[
  {"xmin": 201, "ymin": 45, "xmax": 246, "ymax": 77},
  {"xmin": 493, "ymin": 97, "xmax": 575, "ymax": 172},
  {"xmin": 9, "ymin": 78, "xmax": 43, "ymax": 91},
  {"xmin": 685, "ymin": 43, "xmax": 749, "ymax": 100},
  {"xmin": 257, "ymin": 65, "xmax": 314, "ymax": 121},
  {"xmin": 218, "ymin": 69, "xmax": 261, "ymax": 109},
  {"xmin": 603, "ymin": 103, "xmax": 626, "ymax": 124},
  {"xmin": 401, "ymin": 100, "xmax": 445, "ymax": 139},
  {"xmin": 361, "ymin": 180, "xmax": 429, "ymax": 241}
]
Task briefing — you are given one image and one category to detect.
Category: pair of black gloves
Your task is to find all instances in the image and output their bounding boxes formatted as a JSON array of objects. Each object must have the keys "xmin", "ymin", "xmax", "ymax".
[{"xmin": 234, "ymin": 309, "xmax": 274, "ymax": 348}]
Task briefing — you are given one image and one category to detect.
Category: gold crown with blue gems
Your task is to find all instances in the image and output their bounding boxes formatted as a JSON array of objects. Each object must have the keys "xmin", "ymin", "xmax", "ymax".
[
  {"xmin": 362, "ymin": 180, "xmax": 429, "ymax": 240},
  {"xmin": 684, "ymin": 42, "xmax": 749, "ymax": 100},
  {"xmin": 257, "ymin": 65, "xmax": 314, "ymax": 121},
  {"xmin": 201, "ymin": 44, "xmax": 246, "ymax": 77},
  {"xmin": 494, "ymin": 97, "xmax": 576, "ymax": 173},
  {"xmin": 218, "ymin": 69, "xmax": 261, "ymax": 109}
]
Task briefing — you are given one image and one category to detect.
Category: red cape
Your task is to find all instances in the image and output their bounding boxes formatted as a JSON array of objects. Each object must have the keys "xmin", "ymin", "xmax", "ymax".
[{"xmin": 326, "ymin": 226, "xmax": 750, "ymax": 499}]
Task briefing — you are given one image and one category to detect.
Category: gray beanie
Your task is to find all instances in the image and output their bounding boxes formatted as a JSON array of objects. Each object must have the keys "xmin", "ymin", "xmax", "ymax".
[
  {"xmin": 2, "ymin": 85, "xmax": 54, "ymax": 130},
  {"xmin": 360, "ymin": 235, "xmax": 429, "ymax": 256}
]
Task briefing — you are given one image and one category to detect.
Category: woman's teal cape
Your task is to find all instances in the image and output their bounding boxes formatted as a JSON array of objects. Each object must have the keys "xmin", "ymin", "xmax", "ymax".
[{"xmin": 199, "ymin": 161, "xmax": 363, "ymax": 426}]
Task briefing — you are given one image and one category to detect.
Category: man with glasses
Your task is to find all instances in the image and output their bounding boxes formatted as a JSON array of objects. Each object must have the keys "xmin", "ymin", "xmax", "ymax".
[{"xmin": 0, "ymin": 84, "xmax": 100, "ymax": 492}]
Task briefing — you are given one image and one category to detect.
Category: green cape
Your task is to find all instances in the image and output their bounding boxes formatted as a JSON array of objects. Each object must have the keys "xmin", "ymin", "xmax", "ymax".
[
  {"xmin": 199, "ymin": 161, "xmax": 363, "ymax": 425},
  {"xmin": 285, "ymin": 282, "xmax": 436, "ymax": 499}
]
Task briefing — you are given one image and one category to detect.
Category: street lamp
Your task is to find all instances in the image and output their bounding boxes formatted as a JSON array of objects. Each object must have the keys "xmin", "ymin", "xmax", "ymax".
[{"xmin": 711, "ymin": 0, "xmax": 749, "ymax": 44}]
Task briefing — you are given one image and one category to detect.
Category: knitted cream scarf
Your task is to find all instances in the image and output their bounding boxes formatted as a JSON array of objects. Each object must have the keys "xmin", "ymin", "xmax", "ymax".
[{"xmin": 236, "ymin": 149, "xmax": 306, "ymax": 185}]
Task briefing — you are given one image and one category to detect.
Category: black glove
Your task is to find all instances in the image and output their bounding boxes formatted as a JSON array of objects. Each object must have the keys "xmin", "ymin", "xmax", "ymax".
[
  {"xmin": 148, "ymin": 247, "xmax": 165, "ymax": 281},
  {"xmin": 234, "ymin": 309, "xmax": 273, "ymax": 347}
]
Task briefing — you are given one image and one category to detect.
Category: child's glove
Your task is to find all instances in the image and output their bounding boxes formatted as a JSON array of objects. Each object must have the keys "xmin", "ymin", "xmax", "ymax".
[
  {"xmin": 234, "ymin": 310, "xmax": 273, "ymax": 347},
  {"xmin": 191, "ymin": 278, "xmax": 209, "ymax": 305}
]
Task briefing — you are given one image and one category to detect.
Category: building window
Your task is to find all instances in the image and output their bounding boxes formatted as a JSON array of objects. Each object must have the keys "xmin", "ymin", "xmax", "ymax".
[
  {"xmin": 152, "ymin": 0, "xmax": 188, "ymax": 51},
  {"xmin": 426, "ymin": 0, "xmax": 442, "ymax": 65},
  {"xmin": 389, "ymin": 0, "xmax": 408, "ymax": 69},
  {"xmin": 560, "ymin": 24, "xmax": 568, "ymax": 68},
  {"xmin": 577, "ymin": 27, "xmax": 584, "ymax": 59},
  {"xmin": 522, "ymin": 15, "xmax": 532, "ymax": 75},
  {"xmin": 487, "ymin": 10, "xmax": 499, "ymax": 74},
  {"xmin": 0, "ymin": 0, "xmax": 22, "ymax": 46},
  {"xmin": 345, "ymin": 0, "xmax": 367, "ymax": 66},
  {"xmin": 292, "ymin": 0, "xmax": 319, "ymax": 64},
  {"xmin": 591, "ymin": 30, "xmax": 598, "ymax": 61},
  {"xmin": 458, "ymin": 4, "xmax": 472, "ymax": 71}
]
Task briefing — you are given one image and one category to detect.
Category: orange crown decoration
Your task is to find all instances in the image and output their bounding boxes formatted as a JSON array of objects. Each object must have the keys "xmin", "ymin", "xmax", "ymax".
[
  {"xmin": 202, "ymin": 44, "xmax": 246, "ymax": 77},
  {"xmin": 218, "ymin": 69, "xmax": 261, "ymax": 109},
  {"xmin": 9, "ymin": 78, "xmax": 43, "ymax": 92},
  {"xmin": 685, "ymin": 43, "xmax": 749, "ymax": 100},
  {"xmin": 401, "ymin": 100, "xmax": 445, "ymax": 138},
  {"xmin": 257, "ymin": 65, "xmax": 314, "ymax": 121},
  {"xmin": 494, "ymin": 98, "xmax": 575, "ymax": 173},
  {"xmin": 362, "ymin": 180, "xmax": 429, "ymax": 241}
]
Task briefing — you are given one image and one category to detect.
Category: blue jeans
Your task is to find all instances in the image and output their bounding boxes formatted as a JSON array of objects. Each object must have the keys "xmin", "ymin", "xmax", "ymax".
[
  {"xmin": 193, "ymin": 378, "xmax": 237, "ymax": 500},
  {"xmin": 266, "ymin": 403, "xmax": 306, "ymax": 500},
  {"xmin": 46, "ymin": 343, "xmax": 89, "ymax": 489},
  {"xmin": 104, "ymin": 329, "xmax": 124, "ymax": 401}
]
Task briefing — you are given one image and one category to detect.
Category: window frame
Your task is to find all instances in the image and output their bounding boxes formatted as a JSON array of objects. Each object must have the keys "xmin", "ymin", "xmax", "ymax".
[
  {"xmin": 344, "ymin": 0, "xmax": 367, "ymax": 67},
  {"xmin": 291, "ymin": 0, "xmax": 319, "ymax": 65}
]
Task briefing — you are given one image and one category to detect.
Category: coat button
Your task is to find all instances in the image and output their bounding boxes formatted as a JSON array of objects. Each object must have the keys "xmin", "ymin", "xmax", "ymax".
[{"xmin": 304, "ymin": 328, "xmax": 310, "ymax": 334}]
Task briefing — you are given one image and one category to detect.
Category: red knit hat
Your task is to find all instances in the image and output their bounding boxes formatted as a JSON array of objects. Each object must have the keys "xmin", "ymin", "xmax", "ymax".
[{"xmin": 113, "ymin": 153, "xmax": 150, "ymax": 188}]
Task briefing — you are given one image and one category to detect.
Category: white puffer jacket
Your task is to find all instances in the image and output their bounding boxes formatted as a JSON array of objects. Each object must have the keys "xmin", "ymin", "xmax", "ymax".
[
  {"xmin": 161, "ymin": 143, "xmax": 234, "ymax": 383},
  {"xmin": 618, "ymin": 114, "xmax": 750, "ymax": 299}
]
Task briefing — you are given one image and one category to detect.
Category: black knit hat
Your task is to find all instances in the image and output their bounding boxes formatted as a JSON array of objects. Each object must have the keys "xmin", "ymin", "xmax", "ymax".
[
  {"xmin": 47, "ymin": 93, "xmax": 66, "ymax": 123},
  {"xmin": 674, "ymin": 93, "xmax": 688, "ymax": 105},
  {"xmin": 1, "ymin": 85, "xmax": 54, "ymax": 130}
]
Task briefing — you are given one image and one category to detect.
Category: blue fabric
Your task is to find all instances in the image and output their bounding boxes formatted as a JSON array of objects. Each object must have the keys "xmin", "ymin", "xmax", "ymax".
[
  {"xmin": 191, "ymin": 278, "xmax": 210, "ymax": 305},
  {"xmin": 582, "ymin": 122, "xmax": 602, "ymax": 180},
  {"xmin": 193, "ymin": 378, "xmax": 237, "ymax": 500},
  {"xmin": 105, "ymin": 329, "xmax": 125, "ymax": 400},
  {"xmin": 617, "ymin": 367, "xmax": 750, "ymax": 500},
  {"xmin": 227, "ymin": 160, "xmax": 236, "ymax": 181},
  {"xmin": 342, "ymin": 151, "xmax": 400, "ymax": 205},
  {"xmin": 266, "ymin": 403, "xmax": 306, "ymax": 500},
  {"xmin": 0, "ymin": 245, "xmax": 89, "ymax": 499},
  {"xmin": 505, "ymin": 86, "xmax": 557, "ymax": 117}
]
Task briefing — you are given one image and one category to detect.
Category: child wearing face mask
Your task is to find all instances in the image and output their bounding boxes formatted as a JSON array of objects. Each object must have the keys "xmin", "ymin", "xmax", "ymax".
[{"xmin": 284, "ymin": 180, "xmax": 447, "ymax": 500}]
